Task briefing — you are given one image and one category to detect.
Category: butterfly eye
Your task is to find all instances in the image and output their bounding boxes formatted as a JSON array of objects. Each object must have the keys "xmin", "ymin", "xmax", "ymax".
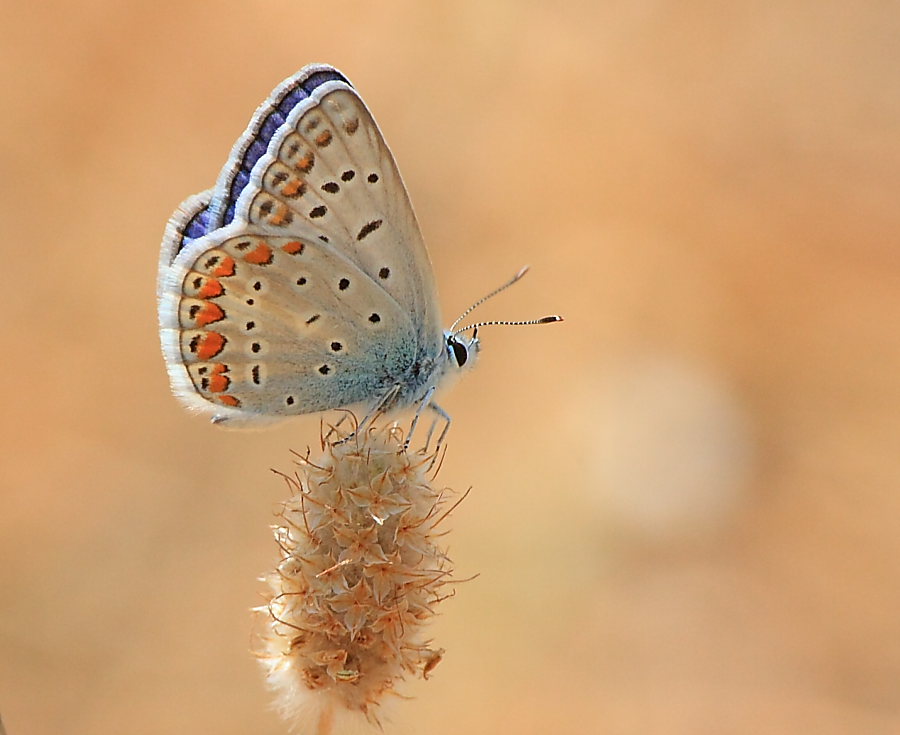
[{"xmin": 448, "ymin": 337, "xmax": 468, "ymax": 368}]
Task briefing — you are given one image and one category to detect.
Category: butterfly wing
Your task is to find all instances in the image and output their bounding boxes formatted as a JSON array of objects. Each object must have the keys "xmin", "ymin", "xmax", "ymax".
[
  {"xmin": 206, "ymin": 65, "xmax": 441, "ymax": 344},
  {"xmin": 159, "ymin": 228, "xmax": 418, "ymax": 423},
  {"xmin": 158, "ymin": 189, "xmax": 213, "ymax": 299},
  {"xmin": 205, "ymin": 65, "xmax": 349, "ymax": 231},
  {"xmin": 158, "ymin": 65, "xmax": 442, "ymax": 424}
]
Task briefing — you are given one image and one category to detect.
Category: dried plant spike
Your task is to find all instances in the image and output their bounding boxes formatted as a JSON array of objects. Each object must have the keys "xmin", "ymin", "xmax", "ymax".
[{"xmin": 256, "ymin": 422, "xmax": 457, "ymax": 733}]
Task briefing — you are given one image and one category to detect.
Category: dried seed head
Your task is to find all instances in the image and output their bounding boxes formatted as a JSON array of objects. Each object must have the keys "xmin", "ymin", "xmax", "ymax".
[{"xmin": 255, "ymin": 423, "xmax": 456, "ymax": 733}]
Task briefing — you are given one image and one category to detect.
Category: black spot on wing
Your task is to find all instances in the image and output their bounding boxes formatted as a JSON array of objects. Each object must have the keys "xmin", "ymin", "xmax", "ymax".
[{"xmin": 357, "ymin": 219, "xmax": 382, "ymax": 241}]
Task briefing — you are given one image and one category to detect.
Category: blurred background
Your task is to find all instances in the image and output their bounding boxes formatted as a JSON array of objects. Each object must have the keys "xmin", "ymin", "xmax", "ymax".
[{"xmin": 2, "ymin": 1, "xmax": 898, "ymax": 733}]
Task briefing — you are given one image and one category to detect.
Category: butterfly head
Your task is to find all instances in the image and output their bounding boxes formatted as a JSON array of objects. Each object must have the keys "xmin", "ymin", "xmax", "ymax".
[
  {"xmin": 444, "ymin": 267, "xmax": 562, "ymax": 377},
  {"xmin": 445, "ymin": 328, "xmax": 480, "ymax": 373}
]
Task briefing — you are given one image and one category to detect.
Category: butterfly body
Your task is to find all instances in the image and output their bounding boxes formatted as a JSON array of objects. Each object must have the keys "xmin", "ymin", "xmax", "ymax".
[{"xmin": 158, "ymin": 66, "xmax": 478, "ymax": 427}]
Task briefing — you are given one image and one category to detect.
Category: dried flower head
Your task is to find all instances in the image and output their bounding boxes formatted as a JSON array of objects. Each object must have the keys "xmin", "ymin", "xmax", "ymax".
[{"xmin": 255, "ymin": 421, "xmax": 457, "ymax": 733}]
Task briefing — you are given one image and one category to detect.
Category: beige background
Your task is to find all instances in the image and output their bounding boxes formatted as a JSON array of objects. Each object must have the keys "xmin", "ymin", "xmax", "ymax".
[{"xmin": 2, "ymin": 2, "xmax": 898, "ymax": 733}]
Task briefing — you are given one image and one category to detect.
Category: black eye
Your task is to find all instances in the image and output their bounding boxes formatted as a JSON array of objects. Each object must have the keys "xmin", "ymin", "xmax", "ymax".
[{"xmin": 449, "ymin": 338, "xmax": 468, "ymax": 367}]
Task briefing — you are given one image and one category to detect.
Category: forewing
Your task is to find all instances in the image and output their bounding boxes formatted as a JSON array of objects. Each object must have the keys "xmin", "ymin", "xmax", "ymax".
[
  {"xmin": 206, "ymin": 65, "xmax": 349, "ymax": 231},
  {"xmin": 229, "ymin": 73, "xmax": 442, "ymax": 346}
]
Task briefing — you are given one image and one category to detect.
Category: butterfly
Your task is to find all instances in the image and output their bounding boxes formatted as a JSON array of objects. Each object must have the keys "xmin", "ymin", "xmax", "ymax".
[{"xmin": 158, "ymin": 64, "xmax": 560, "ymax": 440}]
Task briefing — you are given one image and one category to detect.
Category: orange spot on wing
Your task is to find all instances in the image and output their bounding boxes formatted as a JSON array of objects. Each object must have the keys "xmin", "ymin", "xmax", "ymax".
[
  {"xmin": 196, "ymin": 332, "xmax": 226, "ymax": 360},
  {"xmin": 197, "ymin": 278, "xmax": 224, "ymax": 299},
  {"xmin": 315, "ymin": 130, "xmax": 332, "ymax": 147},
  {"xmin": 218, "ymin": 395, "xmax": 241, "ymax": 407},
  {"xmin": 195, "ymin": 302, "xmax": 225, "ymax": 327},
  {"xmin": 268, "ymin": 207, "xmax": 293, "ymax": 227},
  {"xmin": 244, "ymin": 242, "xmax": 274, "ymax": 265},
  {"xmin": 282, "ymin": 179, "xmax": 306, "ymax": 197},
  {"xmin": 296, "ymin": 152, "xmax": 314, "ymax": 173},
  {"xmin": 206, "ymin": 371, "xmax": 230, "ymax": 393},
  {"xmin": 282, "ymin": 241, "xmax": 305, "ymax": 255},
  {"xmin": 212, "ymin": 256, "xmax": 236, "ymax": 277}
]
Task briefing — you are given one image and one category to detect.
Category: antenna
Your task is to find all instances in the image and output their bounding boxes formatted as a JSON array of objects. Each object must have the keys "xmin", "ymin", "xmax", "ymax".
[
  {"xmin": 449, "ymin": 266, "xmax": 563, "ymax": 337},
  {"xmin": 452, "ymin": 315, "xmax": 562, "ymax": 337},
  {"xmin": 449, "ymin": 266, "xmax": 532, "ymax": 333}
]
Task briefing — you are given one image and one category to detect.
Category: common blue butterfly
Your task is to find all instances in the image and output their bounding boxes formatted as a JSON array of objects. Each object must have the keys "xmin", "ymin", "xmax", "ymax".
[{"xmin": 158, "ymin": 64, "xmax": 560, "ymax": 438}]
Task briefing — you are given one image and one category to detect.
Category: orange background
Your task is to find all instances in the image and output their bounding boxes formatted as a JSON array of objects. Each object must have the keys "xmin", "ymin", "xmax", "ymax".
[{"xmin": 2, "ymin": 2, "xmax": 898, "ymax": 733}]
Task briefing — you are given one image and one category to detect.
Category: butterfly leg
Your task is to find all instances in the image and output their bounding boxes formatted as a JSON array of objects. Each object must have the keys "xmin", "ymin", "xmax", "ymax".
[
  {"xmin": 423, "ymin": 415, "xmax": 438, "ymax": 451},
  {"xmin": 426, "ymin": 401, "xmax": 452, "ymax": 453},
  {"xmin": 334, "ymin": 385, "xmax": 402, "ymax": 447},
  {"xmin": 405, "ymin": 386, "xmax": 439, "ymax": 449},
  {"xmin": 323, "ymin": 412, "xmax": 353, "ymax": 444}
]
